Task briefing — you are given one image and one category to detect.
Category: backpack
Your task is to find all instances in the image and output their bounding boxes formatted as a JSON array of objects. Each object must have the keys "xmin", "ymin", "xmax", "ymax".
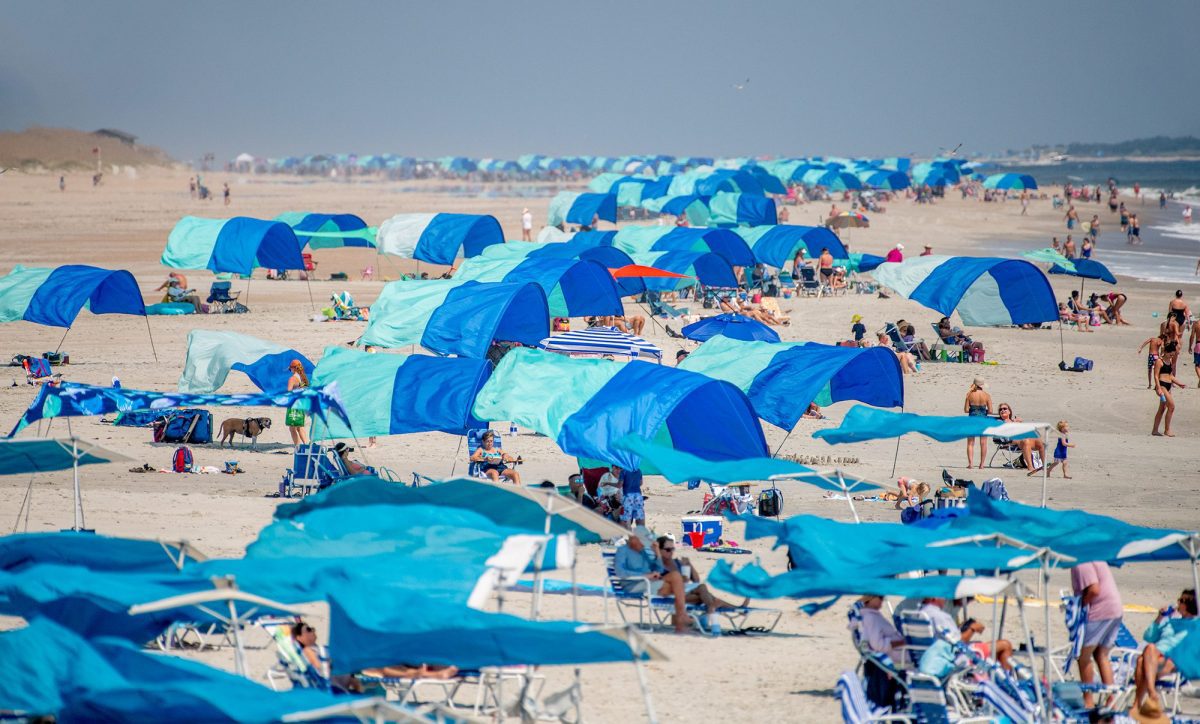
[
  {"xmin": 172, "ymin": 446, "xmax": 193, "ymax": 473},
  {"xmin": 757, "ymin": 487, "xmax": 782, "ymax": 517}
]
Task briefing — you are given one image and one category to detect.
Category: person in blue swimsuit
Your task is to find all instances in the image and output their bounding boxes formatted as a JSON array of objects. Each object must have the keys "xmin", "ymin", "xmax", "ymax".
[
  {"xmin": 964, "ymin": 377, "xmax": 993, "ymax": 469},
  {"xmin": 1044, "ymin": 420, "xmax": 1074, "ymax": 478}
]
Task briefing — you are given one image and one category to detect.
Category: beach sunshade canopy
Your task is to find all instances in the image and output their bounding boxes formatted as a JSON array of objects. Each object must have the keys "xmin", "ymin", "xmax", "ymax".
[
  {"xmin": 1048, "ymin": 258, "xmax": 1118, "ymax": 285},
  {"xmin": 607, "ymin": 226, "xmax": 755, "ymax": 266},
  {"xmin": 708, "ymin": 561, "xmax": 1013, "ymax": 604},
  {"xmin": 732, "ymin": 225, "xmax": 848, "ymax": 268},
  {"xmin": 162, "ymin": 216, "xmax": 306, "ymax": 274},
  {"xmin": 801, "ymin": 169, "xmax": 863, "ymax": 190},
  {"xmin": 681, "ymin": 313, "xmax": 780, "ymax": 343},
  {"xmin": 627, "ymin": 251, "xmax": 737, "ymax": 291},
  {"xmin": 453, "ymin": 256, "xmax": 623, "ymax": 317},
  {"xmin": 1165, "ymin": 620, "xmax": 1200, "ymax": 680},
  {"xmin": 872, "ymin": 255, "xmax": 1058, "ymax": 326},
  {"xmin": 1022, "ymin": 248, "xmax": 1076, "ymax": 271},
  {"xmin": 611, "ymin": 264, "xmax": 689, "ymax": 279},
  {"xmin": 376, "ymin": 212, "xmax": 504, "ymax": 265},
  {"xmin": 856, "ymin": 169, "xmax": 911, "ymax": 191},
  {"xmin": 983, "ymin": 173, "xmax": 1038, "ymax": 190},
  {"xmin": 274, "ymin": 476, "xmax": 628, "ymax": 544},
  {"xmin": 0, "ymin": 438, "xmax": 132, "ymax": 475},
  {"xmin": 540, "ymin": 326, "xmax": 662, "ymax": 360},
  {"xmin": 826, "ymin": 211, "xmax": 870, "ymax": 229},
  {"xmin": 707, "ymin": 192, "xmax": 777, "ymax": 227},
  {"xmin": 311, "ymin": 346, "xmax": 489, "ymax": 440},
  {"xmin": 813, "ymin": 405, "xmax": 1047, "ymax": 446},
  {"xmin": 178, "ymin": 329, "xmax": 314, "ymax": 394},
  {"xmin": 472, "ymin": 347, "xmax": 769, "ymax": 470},
  {"xmin": 0, "ymin": 265, "xmax": 146, "ymax": 328},
  {"xmin": 360, "ymin": 279, "xmax": 549, "ymax": 356},
  {"xmin": 0, "ymin": 532, "xmax": 201, "ymax": 575},
  {"xmin": 694, "ymin": 169, "xmax": 767, "ymax": 197},
  {"xmin": 547, "ymin": 192, "xmax": 618, "ymax": 227},
  {"xmin": 7, "ymin": 381, "xmax": 351, "ymax": 438},
  {"xmin": 644, "ymin": 194, "xmax": 711, "ymax": 227},
  {"xmin": 274, "ymin": 212, "xmax": 374, "ymax": 249},
  {"xmin": 913, "ymin": 162, "xmax": 962, "ymax": 187},
  {"xmin": 477, "ymin": 238, "xmax": 645, "ymax": 296},
  {"xmin": 679, "ymin": 337, "xmax": 904, "ymax": 429}
]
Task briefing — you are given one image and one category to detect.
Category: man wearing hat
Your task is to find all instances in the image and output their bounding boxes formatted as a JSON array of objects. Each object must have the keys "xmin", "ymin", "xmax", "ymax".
[
  {"xmin": 885, "ymin": 243, "xmax": 904, "ymax": 263},
  {"xmin": 921, "ymin": 244, "xmax": 933, "ymax": 257},
  {"xmin": 613, "ymin": 526, "xmax": 689, "ymax": 633},
  {"xmin": 521, "ymin": 208, "xmax": 533, "ymax": 241}
]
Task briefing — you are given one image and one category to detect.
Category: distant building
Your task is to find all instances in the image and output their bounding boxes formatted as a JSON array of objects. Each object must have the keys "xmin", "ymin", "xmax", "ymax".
[{"xmin": 93, "ymin": 129, "xmax": 137, "ymax": 146}]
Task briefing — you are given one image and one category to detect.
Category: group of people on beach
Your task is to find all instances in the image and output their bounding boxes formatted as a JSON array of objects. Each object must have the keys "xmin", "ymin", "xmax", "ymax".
[{"xmin": 961, "ymin": 378, "xmax": 1073, "ymax": 476}]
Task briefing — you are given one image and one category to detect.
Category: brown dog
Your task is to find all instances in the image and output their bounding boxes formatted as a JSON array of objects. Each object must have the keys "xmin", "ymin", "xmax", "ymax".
[{"xmin": 218, "ymin": 417, "xmax": 272, "ymax": 448}]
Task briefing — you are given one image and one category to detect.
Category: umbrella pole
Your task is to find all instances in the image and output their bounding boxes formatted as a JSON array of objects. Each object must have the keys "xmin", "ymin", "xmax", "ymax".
[
  {"xmin": 1186, "ymin": 536, "xmax": 1200, "ymax": 605},
  {"xmin": 1058, "ymin": 319, "xmax": 1065, "ymax": 367},
  {"xmin": 229, "ymin": 597, "xmax": 247, "ymax": 676},
  {"xmin": 244, "ymin": 277, "xmax": 251, "ymax": 308},
  {"xmin": 71, "ymin": 436, "xmax": 83, "ymax": 531},
  {"xmin": 53, "ymin": 326, "xmax": 71, "ymax": 355},
  {"xmin": 1041, "ymin": 427, "xmax": 1049, "ymax": 508},
  {"xmin": 770, "ymin": 427, "xmax": 795, "ymax": 458},
  {"xmin": 1013, "ymin": 585, "xmax": 1046, "ymax": 717},
  {"xmin": 889, "ymin": 409, "xmax": 904, "ymax": 477},
  {"xmin": 837, "ymin": 470, "xmax": 860, "ymax": 523},
  {"xmin": 626, "ymin": 627, "xmax": 658, "ymax": 724},
  {"xmin": 1042, "ymin": 558, "xmax": 1054, "ymax": 715},
  {"xmin": 143, "ymin": 315, "xmax": 159, "ymax": 362},
  {"xmin": 304, "ymin": 274, "xmax": 316, "ymax": 312},
  {"xmin": 448, "ymin": 433, "xmax": 466, "ymax": 478}
]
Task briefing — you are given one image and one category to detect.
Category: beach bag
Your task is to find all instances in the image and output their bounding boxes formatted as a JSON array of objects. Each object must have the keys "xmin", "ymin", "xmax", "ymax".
[
  {"xmin": 172, "ymin": 446, "xmax": 193, "ymax": 473},
  {"xmin": 160, "ymin": 409, "xmax": 212, "ymax": 444},
  {"xmin": 1072, "ymin": 356, "xmax": 1093, "ymax": 371},
  {"xmin": 980, "ymin": 478, "xmax": 1011, "ymax": 501},
  {"xmin": 757, "ymin": 487, "xmax": 782, "ymax": 517},
  {"xmin": 42, "ymin": 352, "xmax": 69, "ymax": 365}
]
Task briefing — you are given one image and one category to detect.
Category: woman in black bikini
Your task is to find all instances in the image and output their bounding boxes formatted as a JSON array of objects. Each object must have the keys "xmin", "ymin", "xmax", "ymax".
[{"xmin": 1152, "ymin": 361, "xmax": 1185, "ymax": 437}]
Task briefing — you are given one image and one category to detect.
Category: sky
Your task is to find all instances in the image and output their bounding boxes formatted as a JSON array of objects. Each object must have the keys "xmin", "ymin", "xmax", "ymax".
[{"xmin": 3, "ymin": 0, "xmax": 1199, "ymax": 162}]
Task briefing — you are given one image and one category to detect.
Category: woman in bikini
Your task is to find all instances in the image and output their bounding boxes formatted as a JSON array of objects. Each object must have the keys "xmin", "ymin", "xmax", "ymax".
[
  {"xmin": 1152, "ymin": 361, "xmax": 1185, "ymax": 437},
  {"xmin": 964, "ymin": 378, "xmax": 992, "ymax": 469},
  {"xmin": 1137, "ymin": 334, "xmax": 1166, "ymax": 389}
]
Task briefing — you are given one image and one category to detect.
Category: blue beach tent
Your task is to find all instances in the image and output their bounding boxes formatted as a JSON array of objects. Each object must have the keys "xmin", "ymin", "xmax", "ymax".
[
  {"xmin": 162, "ymin": 217, "xmax": 306, "ymax": 274},
  {"xmin": 0, "ymin": 265, "xmax": 146, "ymax": 328},
  {"xmin": 376, "ymin": 212, "xmax": 504, "ymax": 265},
  {"xmin": 707, "ymin": 192, "xmax": 778, "ymax": 227},
  {"xmin": 452, "ymin": 256, "xmax": 624, "ymax": 317},
  {"xmin": 872, "ymin": 255, "xmax": 1058, "ymax": 326},
  {"xmin": 274, "ymin": 212, "xmax": 373, "ymax": 249},
  {"xmin": 731, "ymin": 225, "xmax": 848, "ymax": 268},
  {"xmin": 178, "ymin": 330, "xmax": 314, "ymax": 394},
  {"xmin": 547, "ymin": 192, "xmax": 618, "ymax": 228}
]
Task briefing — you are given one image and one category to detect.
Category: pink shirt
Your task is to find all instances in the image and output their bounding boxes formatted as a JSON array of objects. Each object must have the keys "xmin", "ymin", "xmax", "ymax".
[
  {"xmin": 885, "ymin": 249, "xmax": 904, "ymax": 263},
  {"xmin": 1071, "ymin": 561, "xmax": 1123, "ymax": 621}
]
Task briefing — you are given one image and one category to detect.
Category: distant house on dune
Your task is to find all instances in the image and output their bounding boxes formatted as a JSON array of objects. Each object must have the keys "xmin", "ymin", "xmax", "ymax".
[{"xmin": 93, "ymin": 128, "xmax": 137, "ymax": 147}]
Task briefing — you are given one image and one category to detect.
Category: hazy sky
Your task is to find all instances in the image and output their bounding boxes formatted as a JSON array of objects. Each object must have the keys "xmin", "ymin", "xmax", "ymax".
[{"xmin": 3, "ymin": 1, "xmax": 1198, "ymax": 162}]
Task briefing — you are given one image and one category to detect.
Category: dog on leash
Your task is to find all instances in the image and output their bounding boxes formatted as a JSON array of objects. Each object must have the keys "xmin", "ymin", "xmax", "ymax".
[{"xmin": 218, "ymin": 417, "xmax": 272, "ymax": 448}]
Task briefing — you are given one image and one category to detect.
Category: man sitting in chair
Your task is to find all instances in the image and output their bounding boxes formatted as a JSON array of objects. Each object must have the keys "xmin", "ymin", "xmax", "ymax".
[
  {"xmin": 471, "ymin": 430, "xmax": 521, "ymax": 485},
  {"xmin": 657, "ymin": 536, "xmax": 747, "ymax": 625},
  {"xmin": 614, "ymin": 527, "xmax": 690, "ymax": 634}
]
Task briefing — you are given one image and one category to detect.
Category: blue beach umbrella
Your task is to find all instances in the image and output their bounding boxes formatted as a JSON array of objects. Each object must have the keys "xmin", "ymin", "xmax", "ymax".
[
  {"xmin": 983, "ymin": 173, "xmax": 1038, "ymax": 190},
  {"xmin": 1048, "ymin": 258, "xmax": 1117, "ymax": 285},
  {"xmin": 680, "ymin": 313, "xmax": 781, "ymax": 343}
]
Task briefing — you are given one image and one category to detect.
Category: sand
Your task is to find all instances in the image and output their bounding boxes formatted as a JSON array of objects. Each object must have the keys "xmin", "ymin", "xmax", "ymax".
[{"xmin": 1, "ymin": 168, "xmax": 1198, "ymax": 721}]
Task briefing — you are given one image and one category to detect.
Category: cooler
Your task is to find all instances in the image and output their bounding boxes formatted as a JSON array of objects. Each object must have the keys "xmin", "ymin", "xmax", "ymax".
[{"xmin": 681, "ymin": 515, "xmax": 723, "ymax": 547}]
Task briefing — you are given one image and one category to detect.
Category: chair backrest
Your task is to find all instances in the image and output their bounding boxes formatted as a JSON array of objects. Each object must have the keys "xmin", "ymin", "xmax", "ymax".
[
  {"xmin": 834, "ymin": 671, "xmax": 878, "ymax": 724},
  {"xmin": 906, "ymin": 673, "xmax": 952, "ymax": 724},
  {"xmin": 899, "ymin": 610, "xmax": 938, "ymax": 668},
  {"xmin": 976, "ymin": 679, "xmax": 1035, "ymax": 722},
  {"xmin": 884, "ymin": 323, "xmax": 910, "ymax": 353},
  {"xmin": 847, "ymin": 601, "xmax": 866, "ymax": 652},
  {"xmin": 467, "ymin": 428, "xmax": 501, "ymax": 456},
  {"xmin": 26, "ymin": 357, "xmax": 52, "ymax": 378},
  {"xmin": 292, "ymin": 443, "xmax": 325, "ymax": 480},
  {"xmin": 601, "ymin": 547, "xmax": 643, "ymax": 600}
]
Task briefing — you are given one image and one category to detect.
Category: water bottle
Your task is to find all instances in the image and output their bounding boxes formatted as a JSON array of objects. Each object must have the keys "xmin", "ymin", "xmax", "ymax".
[
  {"xmin": 111, "ymin": 375, "xmax": 121, "ymax": 389},
  {"xmin": 509, "ymin": 421, "xmax": 518, "ymax": 435},
  {"xmin": 1160, "ymin": 394, "xmax": 1168, "ymax": 403},
  {"xmin": 708, "ymin": 613, "xmax": 721, "ymax": 637},
  {"xmin": 915, "ymin": 361, "xmax": 921, "ymax": 372}
]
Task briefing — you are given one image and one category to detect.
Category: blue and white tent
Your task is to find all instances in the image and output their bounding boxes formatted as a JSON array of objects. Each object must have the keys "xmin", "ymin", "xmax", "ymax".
[
  {"xmin": 311, "ymin": 346, "xmax": 490, "ymax": 439},
  {"xmin": 162, "ymin": 217, "xmax": 306, "ymax": 274},
  {"xmin": 679, "ymin": 337, "xmax": 904, "ymax": 429},
  {"xmin": 178, "ymin": 330, "xmax": 314, "ymax": 394},
  {"xmin": 731, "ymin": 225, "xmax": 848, "ymax": 268},
  {"xmin": 706, "ymin": 192, "xmax": 778, "ymax": 227},
  {"xmin": 872, "ymin": 255, "xmax": 1058, "ymax": 326},
  {"xmin": 539, "ymin": 327, "xmax": 662, "ymax": 361},
  {"xmin": 274, "ymin": 212, "xmax": 373, "ymax": 249},
  {"xmin": 359, "ymin": 279, "xmax": 549, "ymax": 356},
  {"xmin": 626, "ymin": 251, "xmax": 738, "ymax": 291},
  {"xmin": 375, "ymin": 213, "xmax": 504, "ymax": 266},
  {"xmin": 547, "ymin": 192, "xmax": 618, "ymax": 228},
  {"xmin": 983, "ymin": 173, "xmax": 1038, "ymax": 191},
  {"xmin": 453, "ymin": 256, "xmax": 624, "ymax": 317},
  {"xmin": 0, "ymin": 265, "xmax": 146, "ymax": 328},
  {"xmin": 608, "ymin": 226, "xmax": 755, "ymax": 266}
]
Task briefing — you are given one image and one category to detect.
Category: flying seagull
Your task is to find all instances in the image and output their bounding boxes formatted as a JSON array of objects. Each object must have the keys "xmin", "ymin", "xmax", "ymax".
[
  {"xmin": 733, "ymin": 78, "xmax": 750, "ymax": 91},
  {"xmin": 938, "ymin": 143, "xmax": 963, "ymax": 157}
]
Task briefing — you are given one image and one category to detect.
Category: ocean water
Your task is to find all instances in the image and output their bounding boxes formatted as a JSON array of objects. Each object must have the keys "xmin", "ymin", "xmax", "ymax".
[{"xmin": 995, "ymin": 159, "xmax": 1200, "ymax": 198}]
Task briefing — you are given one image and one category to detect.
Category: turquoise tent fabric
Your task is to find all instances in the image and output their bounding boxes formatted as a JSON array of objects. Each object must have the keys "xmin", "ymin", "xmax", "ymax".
[
  {"xmin": 274, "ymin": 211, "xmax": 374, "ymax": 249},
  {"xmin": 472, "ymin": 347, "xmax": 768, "ymax": 470},
  {"xmin": 547, "ymin": 192, "xmax": 617, "ymax": 227},
  {"xmin": 310, "ymin": 346, "xmax": 489, "ymax": 439},
  {"xmin": 813, "ymin": 405, "xmax": 1045, "ymax": 445},
  {"xmin": 873, "ymin": 255, "xmax": 1058, "ymax": 326},
  {"xmin": 707, "ymin": 192, "xmax": 777, "ymax": 226},
  {"xmin": 162, "ymin": 216, "xmax": 306, "ymax": 274},
  {"xmin": 609, "ymin": 226, "xmax": 755, "ymax": 266},
  {"xmin": 707, "ymin": 561, "xmax": 1011, "ymax": 603},
  {"xmin": 1168, "ymin": 620, "xmax": 1200, "ymax": 679},
  {"xmin": 732, "ymin": 225, "xmax": 848, "ymax": 267},
  {"xmin": 679, "ymin": 337, "xmax": 904, "ymax": 429},
  {"xmin": 376, "ymin": 213, "xmax": 504, "ymax": 264},
  {"xmin": 0, "ymin": 532, "xmax": 197, "ymax": 575},
  {"xmin": 178, "ymin": 329, "xmax": 313, "ymax": 393},
  {"xmin": 453, "ymin": 256, "xmax": 623, "ymax": 317},
  {"xmin": 359, "ymin": 279, "xmax": 549, "ymax": 356},
  {"xmin": 614, "ymin": 436, "xmax": 881, "ymax": 492},
  {"xmin": 0, "ymin": 439, "xmax": 128, "ymax": 476},
  {"xmin": 0, "ymin": 265, "xmax": 146, "ymax": 328}
]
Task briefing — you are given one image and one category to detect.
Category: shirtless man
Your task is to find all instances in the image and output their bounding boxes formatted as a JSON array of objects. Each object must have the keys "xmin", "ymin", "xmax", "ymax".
[
  {"xmin": 1190, "ymin": 316, "xmax": 1200, "ymax": 386},
  {"xmin": 1063, "ymin": 235, "xmax": 1077, "ymax": 259},
  {"xmin": 1138, "ymin": 334, "xmax": 1166, "ymax": 389},
  {"xmin": 1064, "ymin": 204, "xmax": 1079, "ymax": 231}
]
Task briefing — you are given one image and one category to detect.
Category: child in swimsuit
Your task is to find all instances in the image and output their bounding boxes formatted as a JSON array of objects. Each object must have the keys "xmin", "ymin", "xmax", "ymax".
[{"xmin": 1044, "ymin": 420, "xmax": 1073, "ymax": 478}]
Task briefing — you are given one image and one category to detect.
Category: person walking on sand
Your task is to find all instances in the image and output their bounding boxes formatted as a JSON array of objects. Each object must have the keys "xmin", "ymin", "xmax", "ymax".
[
  {"xmin": 285, "ymin": 360, "xmax": 309, "ymax": 447},
  {"xmin": 1138, "ymin": 333, "xmax": 1166, "ymax": 389},
  {"xmin": 1064, "ymin": 203, "xmax": 1079, "ymax": 230},
  {"xmin": 1072, "ymin": 561, "xmax": 1124, "ymax": 709},
  {"xmin": 223, "ymin": 182, "xmax": 231, "ymax": 207},
  {"xmin": 521, "ymin": 208, "xmax": 533, "ymax": 241},
  {"xmin": 1189, "ymin": 315, "xmax": 1200, "ymax": 386},
  {"xmin": 1152, "ymin": 360, "xmax": 1184, "ymax": 437},
  {"xmin": 1020, "ymin": 190, "xmax": 1029, "ymax": 215},
  {"xmin": 1044, "ymin": 420, "xmax": 1074, "ymax": 478},
  {"xmin": 189, "ymin": 177, "xmax": 196, "ymax": 198},
  {"xmin": 58, "ymin": 176, "xmax": 65, "ymax": 192},
  {"xmin": 963, "ymin": 378, "xmax": 992, "ymax": 469}
]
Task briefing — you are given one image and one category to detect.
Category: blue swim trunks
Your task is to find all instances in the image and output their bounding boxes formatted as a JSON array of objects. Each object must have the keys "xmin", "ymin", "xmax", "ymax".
[{"xmin": 621, "ymin": 492, "xmax": 645, "ymax": 523}]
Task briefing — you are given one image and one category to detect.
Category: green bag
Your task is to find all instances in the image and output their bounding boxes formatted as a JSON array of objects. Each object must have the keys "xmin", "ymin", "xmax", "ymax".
[{"xmin": 285, "ymin": 407, "xmax": 306, "ymax": 427}]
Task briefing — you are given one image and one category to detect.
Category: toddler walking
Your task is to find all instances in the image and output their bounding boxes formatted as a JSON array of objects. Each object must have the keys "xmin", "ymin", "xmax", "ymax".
[{"xmin": 1045, "ymin": 420, "xmax": 1074, "ymax": 478}]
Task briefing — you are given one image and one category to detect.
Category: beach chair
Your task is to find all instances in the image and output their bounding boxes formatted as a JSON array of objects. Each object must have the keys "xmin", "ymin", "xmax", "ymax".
[
  {"xmin": 22, "ymin": 357, "xmax": 59, "ymax": 386},
  {"xmin": 883, "ymin": 324, "xmax": 917, "ymax": 357},
  {"xmin": 466, "ymin": 428, "xmax": 501, "ymax": 479},
  {"xmin": 330, "ymin": 291, "xmax": 365, "ymax": 321},
  {"xmin": 360, "ymin": 265, "xmax": 374, "ymax": 281},
  {"xmin": 927, "ymin": 324, "xmax": 965, "ymax": 362},
  {"xmin": 207, "ymin": 281, "xmax": 246, "ymax": 314},
  {"xmin": 834, "ymin": 671, "xmax": 913, "ymax": 723},
  {"xmin": 278, "ymin": 444, "xmax": 347, "ymax": 497},
  {"xmin": 798, "ymin": 267, "xmax": 822, "ymax": 297},
  {"xmin": 600, "ymin": 547, "xmax": 780, "ymax": 635},
  {"xmin": 847, "ymin": 602, "xmax": 909, "ymax": 693},
  {"xmin": 987, "ymin": 439, "xmax": 1025, "ymax": 469},
  {"xmin": 646, "ymin": 291, "xmax": 687, "ymax": 318}
]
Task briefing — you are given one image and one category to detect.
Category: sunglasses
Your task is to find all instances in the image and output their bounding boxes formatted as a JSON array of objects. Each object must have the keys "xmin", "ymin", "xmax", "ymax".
[{"xmin": 661, "ymin": 547, "xmax": 675, "ymax": 553}]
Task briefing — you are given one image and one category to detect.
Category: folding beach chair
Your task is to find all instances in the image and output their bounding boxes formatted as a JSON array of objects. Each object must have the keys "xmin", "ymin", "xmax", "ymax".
[
  {"xmin": 928, "ymin": 324, "xmax": 965, "ymax": 363},
  {"xmin": 987, "ymin": 438, "xmax": 1027, "ymax": 469},
  {"xmin": 846, "ymin": 602, "xmax": 908, "ymax": 695},
  {"xmin": 883, "ymin": 324, "xmax": 916, "ymax": 356},
  {"xmin": 646, "ymin": 291, "xmax": 687, "ymax": 318},
  {"xmin": 798, "ymin": 267, "xmax": 822, "ymax": 297},
  {"xmin": 330, "ymin": 291, "xmax": 365, "ymax": 321},
  {"xmin": 278, "ymin": 444, "xmax": 348, "ymax": 497},
  {"xmin": 22, "ymin": 356, "xmax": 60, "ymax": 386},
  {"xmin": 833, "ymin": 671, "xmax": 913, "ymax": 723},
  {"xmin": 207, "ymin": 281, "xmax": 246, "ymax": 314},
  {"xmin": 600, "ymin": 547, "xmax": 780, "ymax": 634}
]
